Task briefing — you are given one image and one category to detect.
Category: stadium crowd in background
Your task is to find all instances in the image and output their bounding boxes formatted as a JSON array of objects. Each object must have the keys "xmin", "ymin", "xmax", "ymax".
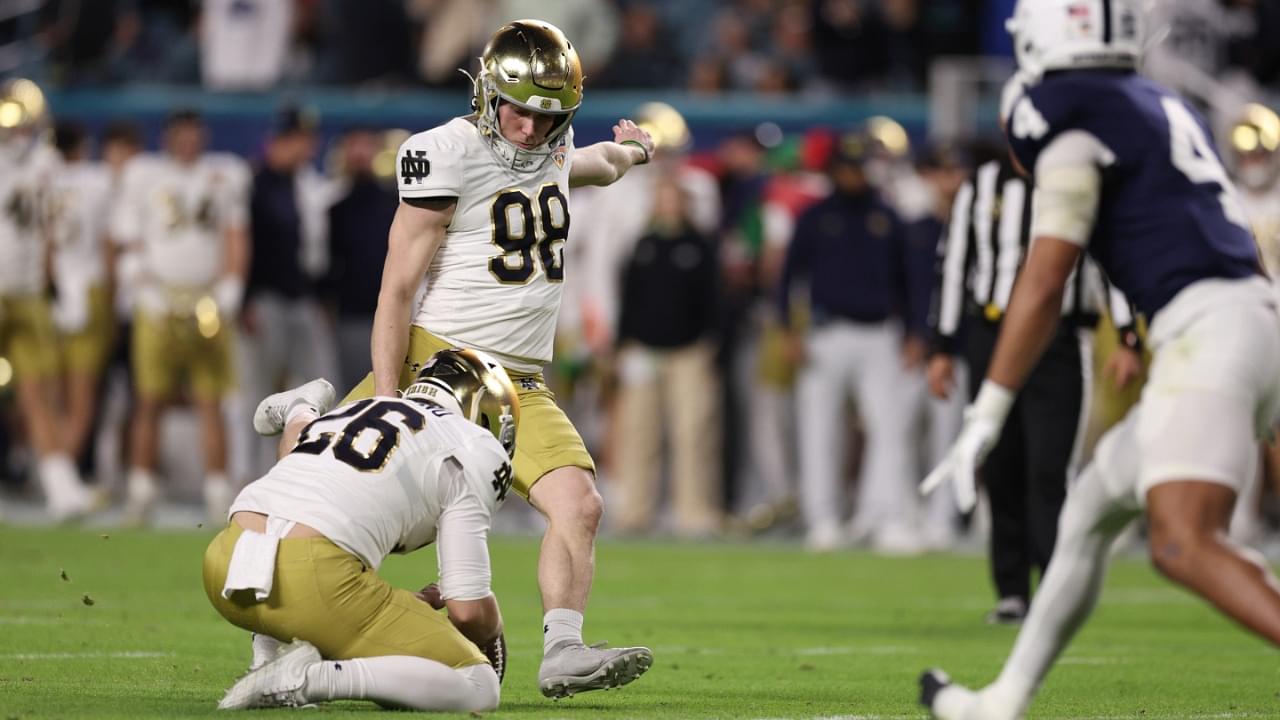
[
  {"xmin": 7, "ymin": 0, "xmax": 1279, "ymax": 94},
  {"xmin": 0, "ymin": 1, "xmax": 1279, "ymax": 574}
]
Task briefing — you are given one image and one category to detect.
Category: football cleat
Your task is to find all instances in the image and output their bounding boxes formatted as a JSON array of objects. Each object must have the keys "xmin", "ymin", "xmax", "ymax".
[
  {"xmin": 248, "ymin": 633, "xmax": 285, "ymax": 672},
  {"xmin": 538, "ymin": 641, "xmax": 653, "ymax": 699},
  {"xmin": 919, "ymin": 669, "xmax": 1022, "ymax": 720},
  {"xmin": 919, "ymin": 668, "xmax": 951, "ymax": 710},
  {"xmin": 217, "ymin": 640, "xmax": 319, "ymax": 710},
  {"xmin": 985, "ymin": 596, "xmax": 1028, "ymax": 626},
  {"xmin": 252, "ymin": 379, "xmax": 336, "ymax": 436}
]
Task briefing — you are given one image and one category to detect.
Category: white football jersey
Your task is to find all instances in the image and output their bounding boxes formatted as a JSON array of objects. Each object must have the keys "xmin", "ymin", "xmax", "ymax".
[
  {"xmin": 1240, "ymin": 185, "xmax": 1280, "ymax": 280},
  {"xmin": 230, "ymin": 397, "xmax": 512, "ymax": 600},
  {"xmin": 47, "ymin": 161, "xmax": 112, "ymax": 287},
  {"xmin": 0, "ymin": 143, "xmax": 60, "ymax": 296},
  {"xmin": 111, "ymin": 153, "xmax": 248, "ymax": 311},
  {"xmin": 398, "ymin": 117, "xmax": 574, "ymax": 373}
]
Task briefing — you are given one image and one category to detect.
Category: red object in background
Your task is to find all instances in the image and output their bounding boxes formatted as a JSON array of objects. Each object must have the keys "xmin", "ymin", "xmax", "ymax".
[{"xmin": 800, "ymin": 127, "xmax": 836, "ymax": 172}]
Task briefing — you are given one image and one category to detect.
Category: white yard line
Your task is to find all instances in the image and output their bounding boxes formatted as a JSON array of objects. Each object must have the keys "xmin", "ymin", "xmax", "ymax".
[
  {"xmin": 0, "ymin": 651, "xmax": 174, "ymax": 660},
  {"xmin": 794, "ymin": 646, "xmax": 920, "ymax": 656}
]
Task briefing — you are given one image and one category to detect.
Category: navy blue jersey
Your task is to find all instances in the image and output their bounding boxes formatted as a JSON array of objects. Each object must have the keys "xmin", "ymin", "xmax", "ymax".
[{"xmin": 1007, "ymin": 70, "xmax": 1259, "ymax": 318}]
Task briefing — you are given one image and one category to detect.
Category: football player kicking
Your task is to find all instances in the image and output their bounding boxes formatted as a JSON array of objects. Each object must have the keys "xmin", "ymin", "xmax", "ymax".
[
  {"xmin": 203, "ymin": 349, "xmax": 518, "ymax": 711},
  {"xmin": 342, "ymin": 19, "xmax": 655, "ymax": 698},
  {"xmin": 919, "ymin": 1, "xmax": 1280, "ymax": 718}
]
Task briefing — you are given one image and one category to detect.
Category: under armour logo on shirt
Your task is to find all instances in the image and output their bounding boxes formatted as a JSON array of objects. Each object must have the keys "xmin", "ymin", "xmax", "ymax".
[{"xmin": 400, "ymin": 150, "xmax": 431, "ymax": 184}]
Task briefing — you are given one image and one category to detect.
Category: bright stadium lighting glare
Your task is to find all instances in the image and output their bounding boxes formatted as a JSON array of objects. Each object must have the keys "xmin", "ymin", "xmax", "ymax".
[
  {"xmin": 0, "ymin": 101, "xmax": 22, "ymax": 128},
  {"xmin": 866, "ymin": 115, "xmax": 909, "ymax": 157},
  {"xmin": 1233, "ymin": 126, "xmax": 1260, "ymax": 153},
  {"xmin": 0, "ymin": 357, "xmax": 12, "ymax": 387},
  {"xmin": 196, "ymin": 297, "xmax": 221, "ymax": 338}
]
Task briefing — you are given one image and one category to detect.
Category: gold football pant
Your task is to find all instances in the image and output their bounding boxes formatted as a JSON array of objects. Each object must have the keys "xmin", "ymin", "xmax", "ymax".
[
  {"xmin": 202, "ymin": 524, "xmax": 487, "ymax": 669},
  {"xmin": 62, "ymin": 284, "xmax": 115, "ymax": 375},
  {"xmin": 0, "ymin": 294, "xmax": 58, "ymax": 380},
  {"xmin": 132, "ymin": 308, "xmax": 235, "ymax": 401}
]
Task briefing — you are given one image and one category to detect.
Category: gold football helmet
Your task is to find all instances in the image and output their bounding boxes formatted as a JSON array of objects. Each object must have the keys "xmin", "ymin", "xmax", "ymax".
[
  {"xmin": 1229, "ymin": 103, "xmax": 1280, "ymax": 191},
  {"xmin": 635, "ymin": 101, "xmax": 690, "ymax": 154},
  {"xmin": 469, "ymin": 19, "xmax": 583, "ymax": 172},
  {"xmin": 0, "ymin": 78, "xmax": 48, "ymax": 162},
  {"xmin": 404, "ymin": 348, "xmax": 520, "ymax": 458}
]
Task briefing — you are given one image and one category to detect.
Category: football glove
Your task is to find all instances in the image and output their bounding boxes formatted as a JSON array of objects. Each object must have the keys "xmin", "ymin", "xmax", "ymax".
[{"xmin": 920, "ymin": 381, "xmax": 1014, "ymax": 514}]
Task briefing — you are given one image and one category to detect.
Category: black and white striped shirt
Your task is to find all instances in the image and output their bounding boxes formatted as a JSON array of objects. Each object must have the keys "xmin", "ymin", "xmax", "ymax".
[{"xmin": 930, "ymin": 158, "xmax": 1138, "ymax": 355}]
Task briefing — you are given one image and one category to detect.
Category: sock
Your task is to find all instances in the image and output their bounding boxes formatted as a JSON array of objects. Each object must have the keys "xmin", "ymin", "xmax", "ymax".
[
  {"xmin": 285, "ymin": 401, "xmax": 318, "ymax": 426},
  {"xmin": 203, "ymin": 472, "xmax": 233, "ymax": 519},
  {"xmin": 542, "ymin": 609, "xmax": 584, "ymax": 655},
  {"xmin": 303, "ymin": 656, "xmax": 498, "ymax": 712},
  {"xmin": 38, "ymin": 454, "xmax": 86, "ymax": 516},
  {"xmin": 38, "ymin": 454, "xmax": 82, "ymax": 497},
  {"xmin": 126, "ymin": 467, "xmax": 156, "ymax": 502},
  {"xmin": 982, "ymin": 460, "xmax": 1138, "ymax": 719}
]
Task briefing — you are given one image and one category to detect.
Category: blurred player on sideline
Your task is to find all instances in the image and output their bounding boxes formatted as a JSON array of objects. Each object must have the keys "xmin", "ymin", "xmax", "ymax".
[
  {"xmin": 47, "ymin": 121, "xmax": 115, "ymax": 478},
  {"xmin": 112, "ymin": 110, "xmax": 250, "ymax": 524},
  {"xmin": 205, "ymin": 349, "xmax": 517, "ymax": 711},
  {"xmin": 0, "ymin": 78, "xmax": 96, "ymax": 520},
  {"xmin": 920, "ymin": 1, "xmax": 1280, "ymax": 718},
  {"xmin": 342, "ymin": 20, "xmax": 655, "ymax": 697}
]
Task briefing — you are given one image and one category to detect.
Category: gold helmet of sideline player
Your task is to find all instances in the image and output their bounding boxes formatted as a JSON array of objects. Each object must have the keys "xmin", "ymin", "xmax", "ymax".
[
  {"xmin": 0, "ymin": 78, "xmax": 48, "ymax": 163},
  {"xmin": 405, "ymin": 348, "xmax": 521, "ymax": 458},
  {"xmin": 1230, "ymin": 103, "xmax": 1280, "ymax": 192},
  {"xmin": 469, "ymin": 19, "xmax": 583, "ymax": 172}
]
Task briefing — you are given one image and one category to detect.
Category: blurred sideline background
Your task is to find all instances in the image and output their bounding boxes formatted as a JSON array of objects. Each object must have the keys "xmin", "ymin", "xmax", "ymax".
[{"xmin": 1, "ymin": 0, "xmax": 1278, "ymax": 554}]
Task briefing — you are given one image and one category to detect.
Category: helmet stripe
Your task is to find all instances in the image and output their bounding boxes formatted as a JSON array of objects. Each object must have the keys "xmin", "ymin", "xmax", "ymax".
[{"xmin": 1101, "ymin": 0, "xmax": 1112, "ymax": 43}]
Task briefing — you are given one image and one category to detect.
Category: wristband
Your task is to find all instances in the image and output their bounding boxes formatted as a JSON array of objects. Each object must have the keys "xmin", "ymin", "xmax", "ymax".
[
  {"xmin": 620, "ymin": 139, "xmax": 650, "ymax": 165},
  {"xmin": 1117, "ymin": 325, "xmax": 1142, "ymax": 352},
  {"xmin": 971, "ymin": 380, "xmax": 1015, "ymax": 425}
]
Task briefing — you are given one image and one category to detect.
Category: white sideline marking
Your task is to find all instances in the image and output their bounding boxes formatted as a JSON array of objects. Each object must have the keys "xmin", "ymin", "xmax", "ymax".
[{"xmin": 0, "ymin": 651, "xmax": 174, "ymax": 660}]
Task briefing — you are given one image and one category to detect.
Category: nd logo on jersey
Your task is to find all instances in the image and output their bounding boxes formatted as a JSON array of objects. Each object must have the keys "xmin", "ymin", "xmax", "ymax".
[{"xmin": 401, "ymin": 150, "xmax": 431, "ymax": 184}]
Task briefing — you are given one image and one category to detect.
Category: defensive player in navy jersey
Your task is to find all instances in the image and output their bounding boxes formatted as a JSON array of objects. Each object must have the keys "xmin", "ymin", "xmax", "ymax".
[{"xmin": 918, "ymin": 1, "xmax": 1280, "ymax": 718}]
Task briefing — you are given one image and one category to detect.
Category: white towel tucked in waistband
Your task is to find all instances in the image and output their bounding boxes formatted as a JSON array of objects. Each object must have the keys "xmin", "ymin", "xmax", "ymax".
[{"xmin": 221, "ymin": 517, "xmax": 297, "ymax": 601}]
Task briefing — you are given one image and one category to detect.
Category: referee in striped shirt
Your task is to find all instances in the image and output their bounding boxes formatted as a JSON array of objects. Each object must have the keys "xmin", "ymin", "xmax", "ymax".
[{"xmin": 927, "ymin": 153, "xmax": 1143, "ymax": 624}]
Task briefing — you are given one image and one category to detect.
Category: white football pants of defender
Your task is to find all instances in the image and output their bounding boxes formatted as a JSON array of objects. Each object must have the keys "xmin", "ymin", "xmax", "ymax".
[
  {"xmin": 933, "ymin": 277, "xmax": 1280, "ymax": 720},
  {"xmin": 796, "ymin": 319, "xmax": 921, "ymax": 546}
]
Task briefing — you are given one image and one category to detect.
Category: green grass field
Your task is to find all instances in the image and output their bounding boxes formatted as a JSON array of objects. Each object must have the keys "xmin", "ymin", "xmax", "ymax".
[{"xmin": 0, "ymin": 525, "xmax": 1275, "ymax": 719}]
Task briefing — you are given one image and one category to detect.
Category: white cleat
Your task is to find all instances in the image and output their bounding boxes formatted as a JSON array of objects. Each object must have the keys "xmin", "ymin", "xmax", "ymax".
[
  {"xmin": 919, "ymin": 669, "xmax": 1023, "ymax": 720},
  {"xmin": 252, "ymin": 379, "xmax": 336, "ymax": 436},
  {"xmin": 218, "ymin": 640, "xmax": 319, "ymax": 710},
  {"xmin": 46, "ymin": 484, "xmax": 103, "ymax": 524},
  {"xmin": 538, "ymin": 642, "xmax": 653, "ymax": 699},
  {"xmin": 39, "ymin": 455, "xmax": 100, "ymax": 523},
  {"xmin": 248, "ymin": 633, "xmax": 286, "ymax": 672}
]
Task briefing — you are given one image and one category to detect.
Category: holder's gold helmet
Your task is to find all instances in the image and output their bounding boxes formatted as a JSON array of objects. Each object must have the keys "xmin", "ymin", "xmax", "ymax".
[
  {"xmin": 469, "ymin": 19, "xmax": 583, "ymax": 172},
  {"xmin": 404, "ymin": 348, "xmax": 520, "ymax": 458},
  {"xmin": 1229, "ymin": 103, "xmax": 1280, "ymax": 191}
]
